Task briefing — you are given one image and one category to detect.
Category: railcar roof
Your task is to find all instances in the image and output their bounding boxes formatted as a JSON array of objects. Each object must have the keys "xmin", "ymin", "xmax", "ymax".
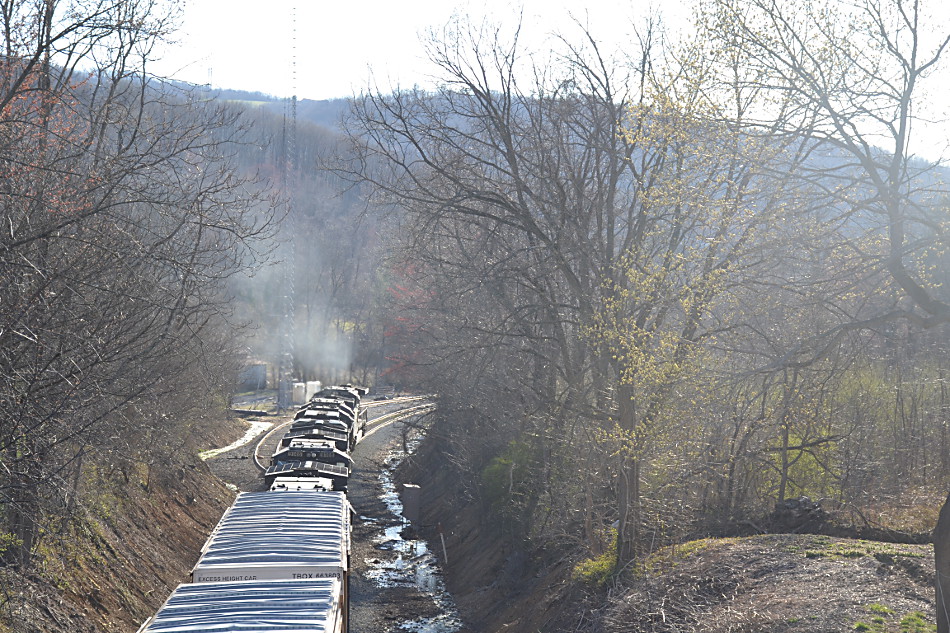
[
  {"xmin": 195, "ymin": 492, "xmax": 351, "ymax": 577},
  {"xmin": 263, "ymin": 461, "xmax": 350, "ymax": 478},
  {"xmin": 281, "ymin": 428, "xmax": 349, "ymax": 443},
  {"xmin": 141, "ymin": 578, "xmax": 342, "ymax": 633}
]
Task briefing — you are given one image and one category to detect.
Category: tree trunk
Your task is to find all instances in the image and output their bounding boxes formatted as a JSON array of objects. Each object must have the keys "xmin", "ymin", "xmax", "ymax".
[
  {"xmin": 615, "ymin": 455, "xmax": 641, "ymax": 570},
  {"xmin": 5, "ymin": 441, "xmax": 40, "ymax": 569},
  {"xmin": 777, "ymin": 369, "xmax": 798, "ymax": 504},
  {"xmin": 615, "ymin": 382, "xmax": 640, "ymax": 570},
  {"xmin": 935, "ymin": 490, "xmax": 950, "ymax": 633}
]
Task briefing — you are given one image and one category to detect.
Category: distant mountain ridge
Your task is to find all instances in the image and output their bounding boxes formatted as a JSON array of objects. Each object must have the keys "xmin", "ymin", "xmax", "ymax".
[{"xmin": 206, "ymin": 86, "xmax": 351, "ymax": 130}]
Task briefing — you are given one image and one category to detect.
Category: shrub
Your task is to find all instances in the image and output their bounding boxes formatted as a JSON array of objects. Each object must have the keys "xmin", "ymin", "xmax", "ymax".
[{"xmin": 572, "ymin": 529, "xmax": 618, "ymax": 586}]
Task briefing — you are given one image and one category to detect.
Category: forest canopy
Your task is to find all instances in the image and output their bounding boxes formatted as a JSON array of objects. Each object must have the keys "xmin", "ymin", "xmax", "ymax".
[
  {"xmin": 0, "ymin": 0, "xmax": 276, "ymax": 571},
  {"xmin": 339, "ymin": 0, "xmax": 950, "ymax": 581}
]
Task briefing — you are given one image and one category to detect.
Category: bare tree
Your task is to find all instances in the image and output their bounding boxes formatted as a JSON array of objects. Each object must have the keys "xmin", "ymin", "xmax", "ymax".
[
  {"xmin": 340, "ymin": 14, "xmax": 821, "ymax": 569},
  {"xmin": 698, "ymin": 0, "xmax": 950, "ymax": 625},
  {"xmin": 0, "ymin": 0, "xmax": 274, "ymax": 571}
]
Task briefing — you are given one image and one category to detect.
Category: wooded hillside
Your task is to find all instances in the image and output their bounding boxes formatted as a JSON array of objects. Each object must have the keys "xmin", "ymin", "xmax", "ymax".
[
  {"xmin": 337, "ymin": 2, "xmax": 950, "ymax": 628},
  {"xmin": 3, "ymin": 0, "xmax": 950, "ymax": 631}
]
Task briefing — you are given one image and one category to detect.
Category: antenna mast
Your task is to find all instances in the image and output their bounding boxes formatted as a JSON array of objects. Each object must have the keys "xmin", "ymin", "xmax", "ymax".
[{"xmin": 277, "ymin": 4, "xmax": 298, "ymax": 410}]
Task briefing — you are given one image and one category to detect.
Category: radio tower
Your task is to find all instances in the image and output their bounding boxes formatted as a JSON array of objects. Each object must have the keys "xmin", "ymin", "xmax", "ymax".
[{"xmin": 277, "ymin": 4, "xmax": 298, "ymax": 411}]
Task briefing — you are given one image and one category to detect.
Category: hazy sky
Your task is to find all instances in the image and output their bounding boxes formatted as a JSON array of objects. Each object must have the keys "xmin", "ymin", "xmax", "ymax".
[
  {"xmin": 150, "ymin": 0, "xmax": 949, "ymax": 160},
  {"xmin": 150, "ymin": 0, "xmax": 667, "ymax": 100}
]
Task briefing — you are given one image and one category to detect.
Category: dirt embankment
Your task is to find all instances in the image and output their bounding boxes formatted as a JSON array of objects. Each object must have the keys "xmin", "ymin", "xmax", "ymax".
[
  {"xmin": 4, "ymin": 405, "xmax": 449, "ymax": 633},
  {"xmin": 0, "ymin": 416, "xmax": 245, "ymax": 633},
  {"xmin": 397, "ymin": 432, "xmax": 584, "ymax": 633},
  {"xmin": 399, "ymin": 430, "xmax": 939, "ymax": 633}
]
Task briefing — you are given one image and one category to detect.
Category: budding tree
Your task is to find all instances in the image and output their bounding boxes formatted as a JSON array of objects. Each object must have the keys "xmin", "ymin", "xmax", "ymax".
[{"xmin": 698, "ymin": 0, "xmax": 950, "ymax": 625}]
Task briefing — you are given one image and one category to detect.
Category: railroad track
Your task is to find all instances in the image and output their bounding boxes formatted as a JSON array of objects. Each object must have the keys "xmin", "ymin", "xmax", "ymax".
[
  {"xmin": 362, "ymin": 395, "xmax": 430, "ymax": 409},
  {"xmin": 361, "ymin": 402, "xmax": 436, "ymax": 439},
  {"xmin": 253, "ymin": 400, "xmax": 436, "ymax": 471}
]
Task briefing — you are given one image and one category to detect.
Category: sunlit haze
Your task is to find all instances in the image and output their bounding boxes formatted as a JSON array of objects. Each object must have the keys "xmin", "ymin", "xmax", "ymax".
[
  {"xmin": 151, "ymin": 0, "xmax": 950, "ymax": 161},
  {"xmin": 150, "ymin": 0, "xmax": 672, "ymax": 100}
]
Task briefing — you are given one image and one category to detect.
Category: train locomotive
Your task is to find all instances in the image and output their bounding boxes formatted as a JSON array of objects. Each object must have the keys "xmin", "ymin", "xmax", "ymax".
[
  {"xmin": 265, "ymin": 386, "xmax": 366, "ymax": 491},
  {"xmin": 137, "ymin": 385, "xmax": 369, "ymax": 633}
]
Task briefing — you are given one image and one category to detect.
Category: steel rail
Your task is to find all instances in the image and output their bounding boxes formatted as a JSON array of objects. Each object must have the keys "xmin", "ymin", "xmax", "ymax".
[
  {"xmin": 362, "ymin": 395, "xmax": 429, "ymax": 409},
  {"xmin": 361, "ymin": 403, "xmax": 436, "ymax": 440}
]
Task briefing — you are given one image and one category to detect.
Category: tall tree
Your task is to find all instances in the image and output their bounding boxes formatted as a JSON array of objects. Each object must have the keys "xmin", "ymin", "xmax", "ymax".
[
  {"xmin": 341, "ymin": 15, "xmax": 815, "ymax": 568},
  {"xmin": 0, "ymin": 0, "xmax": 273, "ymax": 570},
  {"xmin": 698, "ymin": 0, "xmax": 950, "ymax": 625}
]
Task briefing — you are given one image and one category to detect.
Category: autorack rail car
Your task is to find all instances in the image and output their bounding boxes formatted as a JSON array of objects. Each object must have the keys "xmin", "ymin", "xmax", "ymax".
[
  {"xmin": 191, "ymin": 491, "xmax": 352, "ymax": 584},
  {"xmin": 139, "ymin": 384, "xmax": 370, "ymax": 633},
  {"xmin": 137, "ymin": 578, "xmax": 345, "ymax": 633}
]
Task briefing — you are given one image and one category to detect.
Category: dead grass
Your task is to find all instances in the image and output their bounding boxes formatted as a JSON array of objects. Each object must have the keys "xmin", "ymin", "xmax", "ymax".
[
  {"xmin": 603, "ymin": 534, "xmax": 935, "ymax": 633},
  {"xmin": 858, "ymin": 490, "xmax": 945, "ymax": 535}
]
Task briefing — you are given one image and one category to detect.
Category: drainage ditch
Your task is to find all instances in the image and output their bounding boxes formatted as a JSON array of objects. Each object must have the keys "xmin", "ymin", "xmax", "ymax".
[{"xmin": 361, "ymin": 443, "xmax": 463, "ymax": 633}]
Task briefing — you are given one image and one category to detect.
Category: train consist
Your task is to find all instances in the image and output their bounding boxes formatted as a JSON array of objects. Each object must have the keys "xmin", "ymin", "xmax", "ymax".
[
  {"xmin": 265, "ymin": 385, "xmax": 367, "ymax": 491},
  {"xmin": 138, "ymin": 385, "xmax": 369, "ymax": 633}
]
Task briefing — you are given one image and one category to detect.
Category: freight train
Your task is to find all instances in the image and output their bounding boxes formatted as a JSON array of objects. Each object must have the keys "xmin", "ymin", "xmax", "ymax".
[{"xmin": 137, "ymin": 384, "xmax": 369, "ymax": 633}]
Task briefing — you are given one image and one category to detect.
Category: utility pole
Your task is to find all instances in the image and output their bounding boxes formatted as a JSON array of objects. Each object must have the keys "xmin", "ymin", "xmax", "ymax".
[{"xmin": 277, "ymin": 4, "xmax": 298, "ymax": 411}]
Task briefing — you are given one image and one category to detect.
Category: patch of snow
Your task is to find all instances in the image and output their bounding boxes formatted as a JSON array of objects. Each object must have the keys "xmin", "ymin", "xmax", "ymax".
[{"xmin": 199, "ymin": 419, "xmax": 273, "ymax": 460}]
